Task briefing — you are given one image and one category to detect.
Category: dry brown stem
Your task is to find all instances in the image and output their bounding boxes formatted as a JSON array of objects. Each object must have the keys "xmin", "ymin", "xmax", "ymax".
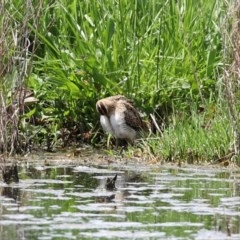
[
  {"xmin": 0, "ymin": 0, "xmax": 43, "ymax": 156},
  {"xmin": 222, "ymin": 0, "xmax": 240, "ymax": 156}
]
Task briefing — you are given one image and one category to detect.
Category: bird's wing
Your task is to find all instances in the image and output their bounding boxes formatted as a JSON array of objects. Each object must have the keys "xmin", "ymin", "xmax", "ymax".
[{"xmin": 123, "ymin": 102, "xmax": 143, "ymax": 131}]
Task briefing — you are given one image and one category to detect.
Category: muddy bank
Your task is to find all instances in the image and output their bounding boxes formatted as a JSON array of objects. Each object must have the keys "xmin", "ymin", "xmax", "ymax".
[{"xmin": 3, "ymin": 146, "xmax": 239, "ymax": 172}]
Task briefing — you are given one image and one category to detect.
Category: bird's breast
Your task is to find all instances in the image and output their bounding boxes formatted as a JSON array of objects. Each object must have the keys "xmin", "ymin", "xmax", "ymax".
[
  {"xmin": 110, "ymin": 112, "xmax": 136, "ymax": 141},
  {"xmin": 100, "ymin": 115, "xmax": 114, "ymax": 135}
]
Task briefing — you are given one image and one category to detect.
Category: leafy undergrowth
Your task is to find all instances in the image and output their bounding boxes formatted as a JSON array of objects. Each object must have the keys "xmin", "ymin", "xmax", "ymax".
[
  {"xmin": 25, "ymin": 0, "xmax": 225, "ymax": 150},
  {"xmin": 1, "ymin": 0, "xmax": 238, "ymax": 162}
]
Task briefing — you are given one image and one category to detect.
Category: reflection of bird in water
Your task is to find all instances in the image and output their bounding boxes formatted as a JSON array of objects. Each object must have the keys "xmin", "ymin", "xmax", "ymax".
[
  {"xmin": 105, "ymin": 174, "xmax": 118, "ymax": 191},
  {"xmin": 95, "ymin": 174, "xmax": 118, "ymax": 203},
  {"xmin": 96, "ymin": 95, "xmax": 149, "ymax": 144}
]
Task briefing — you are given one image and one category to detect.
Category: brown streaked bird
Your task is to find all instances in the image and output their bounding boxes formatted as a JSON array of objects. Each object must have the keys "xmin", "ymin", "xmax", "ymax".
[{"xmin": 96, "ymin": 95, "xmax": 149, "ymax": 144}]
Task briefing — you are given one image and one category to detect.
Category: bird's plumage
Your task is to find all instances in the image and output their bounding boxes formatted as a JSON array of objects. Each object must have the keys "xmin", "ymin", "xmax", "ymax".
[{"xmin": 96, "ymin": 95, "xmax": 148, "ymax": 143}]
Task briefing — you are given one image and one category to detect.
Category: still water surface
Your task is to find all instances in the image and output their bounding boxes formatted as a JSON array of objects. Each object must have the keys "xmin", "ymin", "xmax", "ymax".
[{"xmin": 0, "ymin": 155, "xmax": 240, "ymax": 239}]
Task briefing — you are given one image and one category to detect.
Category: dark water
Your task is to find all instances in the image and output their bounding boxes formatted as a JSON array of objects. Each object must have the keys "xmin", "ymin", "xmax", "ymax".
[{"xmin": 1, "ymin": 157, "xmax": 240, "ymax": 240}]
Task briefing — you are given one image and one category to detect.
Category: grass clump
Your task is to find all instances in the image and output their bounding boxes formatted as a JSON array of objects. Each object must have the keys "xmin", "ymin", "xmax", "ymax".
[{"xmin": 139, "ymin": 104, "xmax": 233, "ymax": 163}]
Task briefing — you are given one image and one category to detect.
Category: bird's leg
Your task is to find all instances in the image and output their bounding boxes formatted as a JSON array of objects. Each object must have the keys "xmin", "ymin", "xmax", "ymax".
[
  {"xmin": 115, "ymin": 138, "xmax": 119, "ymax": 148},
  {"xmin": 116, "ymin": 139, "xmax": 128, "ymax": 148},
  {"xmin": 106, "ymin": 134, "xmax": 112, "ymax": 148},
  {"xmin": 117, "ymin": 139, "xmax": 131, "ymax": 156}
]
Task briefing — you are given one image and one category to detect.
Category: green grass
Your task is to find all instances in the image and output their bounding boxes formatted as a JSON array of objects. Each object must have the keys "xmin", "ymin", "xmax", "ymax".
[
  {"xmin": 139, "ymin": 103, "xmax": 232, "ymax": 162},
  {"xmin": 1, "ymin": 0, "xmax": 236, "ymax": 161},
  {"xmin": 30, "ymin": 0, "xmax": 231, "ymax": 159},
  {"xmin": 30, "ymin": 0, "xmax": 225, "ymax": 109}
]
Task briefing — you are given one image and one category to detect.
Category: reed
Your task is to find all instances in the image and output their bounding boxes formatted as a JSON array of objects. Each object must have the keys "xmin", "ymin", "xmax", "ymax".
[
  {"xmin": 221, "ymin": 0, "xmax": 240, "ymax": 159},
  {"xmin": 32, "ymin": 0, "xmax": 225, "ymax": 109},
  {"xmin": 0, "ymin": 0, "xmax": 43, "ymax": 155}
]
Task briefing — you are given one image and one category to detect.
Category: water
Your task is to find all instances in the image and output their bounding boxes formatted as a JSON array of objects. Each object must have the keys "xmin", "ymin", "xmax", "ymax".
[{"xmin": 1, "ymin": 154, "xmax": 240, "ymax": 240}]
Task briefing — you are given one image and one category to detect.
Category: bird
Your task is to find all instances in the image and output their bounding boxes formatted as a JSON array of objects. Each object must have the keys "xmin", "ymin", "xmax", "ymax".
[{"xmin": 96, "ymin": 95, "xmax": 149, "ymax": 144}]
